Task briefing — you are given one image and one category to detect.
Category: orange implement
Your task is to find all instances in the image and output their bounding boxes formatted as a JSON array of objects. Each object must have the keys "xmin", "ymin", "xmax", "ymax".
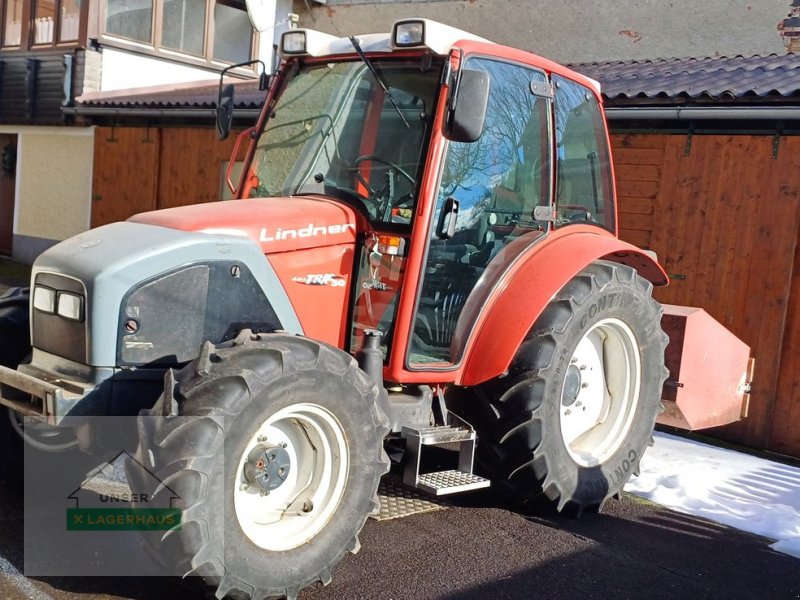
[{"xmin": 658, "ymin": 304, "xmax": 754, "ymax": 430}]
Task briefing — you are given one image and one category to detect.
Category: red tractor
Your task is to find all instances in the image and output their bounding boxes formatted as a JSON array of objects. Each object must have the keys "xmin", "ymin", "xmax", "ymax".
[{"xmin": 0, "ymin": 18, "xmax": 751, "ymax": 600}]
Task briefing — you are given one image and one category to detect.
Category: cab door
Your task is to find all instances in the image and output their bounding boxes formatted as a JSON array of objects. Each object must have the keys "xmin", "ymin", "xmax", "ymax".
[{"xmin": 407, "ymin": 57, "xmax": 554, "ymax": 368}]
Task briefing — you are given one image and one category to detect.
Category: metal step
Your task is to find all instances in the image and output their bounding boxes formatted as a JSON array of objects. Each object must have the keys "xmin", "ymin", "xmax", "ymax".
[
  {"xmin": 400, "ymin": 425, "xmax": 490, "ymax": 496},
  {"xmin": 416, "ymin": 470, "xmax": 491, "ymax": 496},
  {"xmin": 410, "ymin": 426, "xmax": 475, "ymax": 445}
]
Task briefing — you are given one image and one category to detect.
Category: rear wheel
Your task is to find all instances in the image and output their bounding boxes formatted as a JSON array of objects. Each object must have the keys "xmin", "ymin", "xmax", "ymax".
[
  {"xmin": 126, "ymin": 331, "xmax": 390, "ymax": 600},
  {"xmin": 468, "ymin": 260, "xmax": 668, "ymax": 514}
]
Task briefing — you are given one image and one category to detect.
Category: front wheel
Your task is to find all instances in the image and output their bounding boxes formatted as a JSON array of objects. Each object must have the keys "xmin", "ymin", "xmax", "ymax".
[
  {"xmin": 468, "ymin": 260, "xmax": 668, "ymax": 514},
  {"xmin": 126, "ymin": 331, "xmax": 390, "ymax": 600}
]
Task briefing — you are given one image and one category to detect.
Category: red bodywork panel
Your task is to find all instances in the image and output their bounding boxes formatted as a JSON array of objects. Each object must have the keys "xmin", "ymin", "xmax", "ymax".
[
  {"xmin": 658, "ymin": 305, "xmax": 753, "ymax": 430},
  {"xmin": 129, "ymin": 197, "xmax": 363, "ymax": 254},
  {"xmin": 269, "ymin": 244, "xmax": 355, "ymax": 346},
  {"xmin": 130, "ymin": 197, "xmax": 364, "ymax": 346},
  {"xmin": 443, "ymin": 226, "xmax": 666, "ymax": 386}
]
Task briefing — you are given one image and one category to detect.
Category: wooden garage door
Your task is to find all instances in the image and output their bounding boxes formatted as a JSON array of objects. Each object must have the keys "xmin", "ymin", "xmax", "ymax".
[
  {"xmin": 613, "ymin": 133, "xmax": 800, "ymax": 455},
  {"xmin": 91, "ymin": 127, "xmax": 159, "ymax": 227},
  {"xmin": 92, "ymin": 126, "xmax": 243, "ymax": 228}
]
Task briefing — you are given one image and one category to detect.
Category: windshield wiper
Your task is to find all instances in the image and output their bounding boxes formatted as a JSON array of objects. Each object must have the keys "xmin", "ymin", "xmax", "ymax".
[{"xmin": 348, "ymin": 36, "xmax": 410, "ymax": 129}]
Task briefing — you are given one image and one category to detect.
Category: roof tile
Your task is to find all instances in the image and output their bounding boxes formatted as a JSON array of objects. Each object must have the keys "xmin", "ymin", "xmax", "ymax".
[
  {"xmin": 572, "ymin": 53, "xmax": 800, "ymax": 101},
  {"xmin": 77, "ymin": 53, "xmax": 800, "ymax": 112}
]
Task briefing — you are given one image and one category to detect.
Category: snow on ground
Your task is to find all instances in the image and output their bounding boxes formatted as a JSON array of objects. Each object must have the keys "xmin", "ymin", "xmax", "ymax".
[{"xmin": 624, "ymin": 432, "xmax": 800, "ymax": 559}]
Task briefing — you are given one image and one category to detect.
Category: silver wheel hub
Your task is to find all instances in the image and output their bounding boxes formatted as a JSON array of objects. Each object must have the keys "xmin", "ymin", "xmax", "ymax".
[
  {"xmin": 242, "ymin": 442, "xmax": 291, "ymax": 493},
  {"xmin": 559, "ymin": 318, "xmax": 642, "ymax": 467}
]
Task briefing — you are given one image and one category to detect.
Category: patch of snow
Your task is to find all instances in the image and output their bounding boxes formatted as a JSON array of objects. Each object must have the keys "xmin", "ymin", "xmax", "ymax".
[{"xmin": 624, "ymin": 432, "xmax": 800, "ymax": 559}]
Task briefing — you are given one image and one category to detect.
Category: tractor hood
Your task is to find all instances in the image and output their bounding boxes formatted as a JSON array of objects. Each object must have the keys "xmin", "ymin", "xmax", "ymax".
[{"xmin": 129, "ymin": 197, "xmax": 362, "ymax": 253}]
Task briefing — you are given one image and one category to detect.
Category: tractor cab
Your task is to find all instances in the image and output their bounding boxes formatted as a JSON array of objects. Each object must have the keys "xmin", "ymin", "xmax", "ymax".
[{"xmin": 231, "ymin": 20, "xmax": 619, "ymax": 381}]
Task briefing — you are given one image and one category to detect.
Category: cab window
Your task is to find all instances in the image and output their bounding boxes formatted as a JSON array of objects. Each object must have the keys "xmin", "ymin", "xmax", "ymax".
[{"xmin": 552, "ymin": 75, "xmax": 615, "ymax": 231}]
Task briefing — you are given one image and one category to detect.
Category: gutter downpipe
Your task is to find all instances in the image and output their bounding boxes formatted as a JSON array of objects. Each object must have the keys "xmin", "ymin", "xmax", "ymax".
[{"xmin": 605, "ymin": 106, "xmax": 800, "ymax": 121}]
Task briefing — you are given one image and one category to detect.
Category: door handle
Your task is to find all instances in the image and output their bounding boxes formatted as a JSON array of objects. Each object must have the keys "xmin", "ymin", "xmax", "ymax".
[{"xmin": 435, "ymin": 197, "xmax": 459, "ymax": 240}]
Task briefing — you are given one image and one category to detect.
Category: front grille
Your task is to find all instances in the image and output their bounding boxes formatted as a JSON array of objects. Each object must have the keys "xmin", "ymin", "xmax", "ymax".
[{"xmin": 32, "ymin": 272, "xmax": 87, "ymax": 364}]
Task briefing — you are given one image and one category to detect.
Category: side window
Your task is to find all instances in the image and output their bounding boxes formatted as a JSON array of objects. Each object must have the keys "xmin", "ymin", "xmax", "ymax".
[
  {"xmin": 409, "ymin": 58, "xmax": 552, "ymax": 366},
  {"xmin": 553, "ymin": 75, "xmax": 615, "ymax": 231}
]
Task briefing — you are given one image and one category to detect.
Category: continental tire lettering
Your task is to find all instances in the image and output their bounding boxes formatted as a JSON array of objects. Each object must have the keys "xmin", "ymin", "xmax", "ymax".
[
  {"xmin": 580, "ymin": 478, "xmax": 607, "ymax": 497},
  {"xmin": 579, "ymin": 292, "xmax": 623, "ymax": 329},
  {"xmin": 611, "ymin": 448, "xmax": 639, "ymax": 487},
  {"xmin": 551, "ymin": 347, "xmax": 570, "ymax": 396}
]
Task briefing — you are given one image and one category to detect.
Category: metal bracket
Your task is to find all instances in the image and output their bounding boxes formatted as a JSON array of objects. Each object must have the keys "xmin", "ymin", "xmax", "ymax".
[
  {"xmin": 773, "ymin": 124, "xmax": 783, "ymax": 159},
  {"xmin": 684, "ymin": 126, "xmax": 695, "ymax": 157},
  {"xmin": 530, "ymin": 80, "xmax": 554, "ymax": 98},
  {"xmin": 533, "ymin": 205, "xmax": 555, "ymax": 222},
  {"xmin": 107, "ymin": 120, "xmax": 118, "ymax": 143}
]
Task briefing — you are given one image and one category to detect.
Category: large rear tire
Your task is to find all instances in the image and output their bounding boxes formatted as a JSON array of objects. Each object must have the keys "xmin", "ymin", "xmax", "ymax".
[
  {"xmin": 467, "ymin": 260, "xmax": 668, "ymax": 514},
  {"xmin": 126, "ymin": 331, "xmax": 390, "ymax": 600}
]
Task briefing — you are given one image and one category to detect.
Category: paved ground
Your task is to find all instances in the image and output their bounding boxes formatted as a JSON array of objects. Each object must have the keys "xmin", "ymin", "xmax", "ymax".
[
  {"xmin": 1, "ymin": 474, "xmax": 799, "ymax": 600},
  {"xmin": 1, "ymin": 262, "xmax": 798, "ymax": 599}
]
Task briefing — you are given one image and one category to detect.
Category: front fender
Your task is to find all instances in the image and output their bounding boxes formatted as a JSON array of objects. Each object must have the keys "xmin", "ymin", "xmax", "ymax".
[{"xmin": 458, "ymin": 226, "xmax": 667, "ymax": 386}]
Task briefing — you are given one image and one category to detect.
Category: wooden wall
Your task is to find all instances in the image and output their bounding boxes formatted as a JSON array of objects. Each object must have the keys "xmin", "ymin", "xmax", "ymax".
[
  {"xmin": 92, "ymin": 126, "xmax": 241, "ymax": 227},
  {"xmin": 613, "ymin": 133, "xmax": 800, "ymax": 458}
]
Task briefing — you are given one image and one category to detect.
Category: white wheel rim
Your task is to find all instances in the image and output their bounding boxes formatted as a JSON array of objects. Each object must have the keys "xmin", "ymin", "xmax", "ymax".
[
  {"xmin": 559, "ymin": 318, "xmax": 642, "ymax": 467},
  {"xmin": 233, "ymin": 403, "xmax": 349, "ymax": 552},
  {"xmin": 7, "ymin": 409, "xmax": 78, "ymax": 452}
]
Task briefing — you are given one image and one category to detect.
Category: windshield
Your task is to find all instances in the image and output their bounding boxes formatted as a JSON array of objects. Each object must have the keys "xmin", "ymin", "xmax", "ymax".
[{"xmin": 247, "ymin": 58, "xmax": 443, "ymax": 226}]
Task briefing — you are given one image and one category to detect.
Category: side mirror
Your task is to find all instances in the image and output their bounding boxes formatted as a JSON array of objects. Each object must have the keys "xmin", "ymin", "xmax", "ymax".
[
  {"xmin": 216, "ymin": 59, "xmax": 268, "ymax": 141},
  {"xmin": 446, "ymin": 69, "xmax": 490, "ymax": 143},
  {"xmin": 216, "ymin": 83, "xmax": 235, "ymax": 141}
]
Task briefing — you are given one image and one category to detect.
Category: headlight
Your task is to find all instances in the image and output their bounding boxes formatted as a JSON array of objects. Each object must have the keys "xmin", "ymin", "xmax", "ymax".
[
  {"xmin": 33, "ymin": 286, "xmax": 56, "ymax": 314},
  {"xmin": 281, "ymin": 31, "xmax": 307, "ymax": 55},
  {"xmin": 56, "ymin": 291, "xmax": 84, "ymax": 322},
  {"xmin": 393, "ymin": 21, "xmax": 425, "ymax": 47}
]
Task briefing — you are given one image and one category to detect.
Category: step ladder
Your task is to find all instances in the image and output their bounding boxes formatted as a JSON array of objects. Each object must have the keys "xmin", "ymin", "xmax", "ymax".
[{"xmin": 401, "ymin": 426, "xmax": 490, "ymax": 496}]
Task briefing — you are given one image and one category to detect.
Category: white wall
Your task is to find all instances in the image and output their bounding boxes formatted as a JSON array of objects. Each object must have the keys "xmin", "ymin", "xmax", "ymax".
[
  {"xmin": 295, "ymin": 0, "xmax": 789, "ymax": 63},
  {"xmin": 100, "ymin": 49, "xmax": 220, "ymax": 92},
  {"xmin": 0, "ymin": 127, "xmax": 95, "ymax": 263}
]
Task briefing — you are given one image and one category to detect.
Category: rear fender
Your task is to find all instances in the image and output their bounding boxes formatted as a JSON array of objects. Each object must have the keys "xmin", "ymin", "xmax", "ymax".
[{"xmin": 458, "ymin": 227, "xmax": 668, "ymax": 386}]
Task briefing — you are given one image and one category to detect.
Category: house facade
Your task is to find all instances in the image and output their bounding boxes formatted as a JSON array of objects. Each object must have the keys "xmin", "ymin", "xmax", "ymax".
[
  {"xmin": 293, "ymin": 0, "xmax": 789, "ymax": 63},
  {"xmin": 0, "ymin": 0, "xmax": 292, "ymax": 262}
]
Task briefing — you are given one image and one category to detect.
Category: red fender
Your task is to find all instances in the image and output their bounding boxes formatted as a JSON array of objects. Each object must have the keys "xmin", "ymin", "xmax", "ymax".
[{"xmin": 458, "ymin": 226, "xmax": 668, "ymax": 386}]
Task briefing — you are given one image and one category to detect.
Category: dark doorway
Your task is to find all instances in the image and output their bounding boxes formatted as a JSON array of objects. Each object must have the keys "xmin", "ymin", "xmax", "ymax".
[{"xmin": 0, "ymin": 134, "xmax": 16, "ymax": 256}]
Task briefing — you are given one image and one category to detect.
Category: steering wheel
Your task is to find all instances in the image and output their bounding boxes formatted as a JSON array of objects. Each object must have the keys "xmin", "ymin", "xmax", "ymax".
[{"xmin": 350, "ymin": 155, "xmax": 416, "ymax": 220}]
